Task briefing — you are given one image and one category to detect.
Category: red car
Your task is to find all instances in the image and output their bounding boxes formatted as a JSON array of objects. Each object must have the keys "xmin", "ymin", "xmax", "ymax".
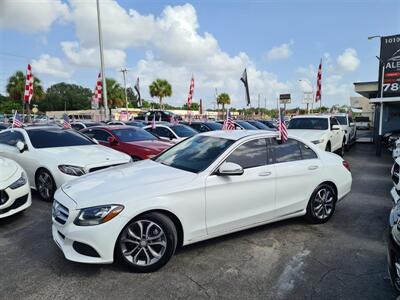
[{"xmin": 81, "ymin": 125, "xmax": 173, "ymax": 161}]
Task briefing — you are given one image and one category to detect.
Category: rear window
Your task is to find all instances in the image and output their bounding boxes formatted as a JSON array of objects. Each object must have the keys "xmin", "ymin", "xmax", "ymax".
[
  {"xmin": 27, "ymin": 129, "xmax": 94, "ymax": 148},
  {"xmin": 112, "ymin": 128, "xmax": 156, "ymax": 142},
  {"xmin": 170, "ymin": 125, "xmax": 197, "ymax": 137}
]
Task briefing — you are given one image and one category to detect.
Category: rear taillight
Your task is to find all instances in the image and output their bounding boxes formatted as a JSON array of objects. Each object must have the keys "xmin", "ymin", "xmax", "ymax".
[{"xmin": 342, "ymin": 160, "xmax": 351, "ymax": 172}]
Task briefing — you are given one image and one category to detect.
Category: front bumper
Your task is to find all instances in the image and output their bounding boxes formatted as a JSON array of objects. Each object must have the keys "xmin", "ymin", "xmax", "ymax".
[
  {"xmin": 52, "ymin": 190, "xmax": 128, "ymax": 264},
  {"xmin": 0, "ymin": 182, "xmax": 31, "ymax": 218}
]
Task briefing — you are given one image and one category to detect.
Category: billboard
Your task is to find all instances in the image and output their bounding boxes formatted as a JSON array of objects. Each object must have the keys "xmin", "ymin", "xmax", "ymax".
[
  {"xmin": 279, "ymin": 93, "xmax": 291, "ymax": 104},
  {"xmin": 302, "ymin": 92, "xmax": 314, "ymax": 104},
  {"xmin": 379, "ymin": 34, "xmax": 400, "ymax": 98}
]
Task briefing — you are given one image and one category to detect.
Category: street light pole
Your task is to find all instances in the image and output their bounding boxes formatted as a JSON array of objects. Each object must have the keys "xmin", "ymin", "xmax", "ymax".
[
  {"xmin": 120, "ymin": 68, "xmax": 129, "ymax": 117},
  {"xmin": 96, "ymin": 0, "xmax": 109, "ymax": 121}
]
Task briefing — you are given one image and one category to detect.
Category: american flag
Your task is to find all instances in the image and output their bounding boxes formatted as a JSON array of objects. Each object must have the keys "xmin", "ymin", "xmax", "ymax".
[
  {"xmin": 134, "ymin": 77, "xmax": 141, "ymax": 107},
  {"xmin": 170, "ymin": 115, "xmax": 179, "ymax": 125},
  {"xmin": 222, "ymin": 109, "xmax": 235, "ymax": 130},
  {"xmin": 315, "ymin": 59, "xmax": 322, "ymax": 102},
  {"xmin": 187, "ymin": 75, "xmax": 194, "ymax": 107},
  {"xmin": 151, "ymin": 114, "xmax": 156, "ymax": 129},
  {"xmin": 12, "ymin": 111, "xmax": 23, "ymax": 128},
  {"xmin": 94, "ymin": 72, "xmax": 102, "ymax": 105},
  {"xmin": 278, "ymin": 109, "xmax": 288, "ymax": 142},
  {"xmin": 24, "ymin": 64, "xmax": 34, "ymax": 104},
  {"xmin": 187, "ymin": 112, "xmax": 192, "ymax": 125},
  {"xmin": 63, "ymin": 114, "xmax": 72, "ymax": 129}
]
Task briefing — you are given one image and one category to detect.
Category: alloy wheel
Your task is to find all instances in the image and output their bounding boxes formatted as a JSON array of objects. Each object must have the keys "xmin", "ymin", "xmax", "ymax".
[
  {"xmin": 120, "ymin": 220, "xmax": 167, "ymax": 266},
  {"xmin": 312, "ymin": 187, "xmax": 334, "ymax": 219},
  {"xmin": 37, "ymin": 171, "xmax": 54, "ymax": 200}
]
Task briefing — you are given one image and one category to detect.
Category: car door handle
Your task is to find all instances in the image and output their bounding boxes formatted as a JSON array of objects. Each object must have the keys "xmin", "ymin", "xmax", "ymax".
[
  {"xmin": 308, "ymin": 165, "xmax": 319, "ymax": 170},
  {"xmin": 258, "ymin": 171, "xmax": 272, "ymax": 177}
]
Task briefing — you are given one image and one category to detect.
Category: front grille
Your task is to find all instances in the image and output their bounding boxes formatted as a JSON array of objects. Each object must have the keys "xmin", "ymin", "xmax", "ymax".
[
  {"xmin": 52, "ymin": 201, "xmax": 69, "ymax": 225},
  {"xmin": 0, "ymin": 194, "xmax": 28, "ymax": 214},
  {"xmin": 89, "ymin": 164, "xmax": 122, "ymax": 173},
  {"xmin": 0, "ymin": 190, "xmax": 9, "ymax": 205}
]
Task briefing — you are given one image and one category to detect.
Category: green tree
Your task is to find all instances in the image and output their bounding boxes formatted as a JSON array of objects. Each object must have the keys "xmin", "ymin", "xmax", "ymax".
[
  {"xmin": 40, "ymin": 83, "xmax": 92, "ymax": 112},
  {"xmin": 6, "ymin": 70, "xmax": 44, "ymax": 103},
  {"xmin": 149, "ymin": 79, "xmax": 172, "ymax": 108},
  {"xmin": 0, "ymin": 94, "xmax": 20, "ymax": 114},
  {"xmin": 106, "ymin": 78, "xmax": 125, "ymax": 116},
  {"xmin": 182, "ymin": 102, "xmax": 199, "ymax": 111},
  {"xmin": 217, "ymin": 92, "xmax": 231, "ymax": 114}
]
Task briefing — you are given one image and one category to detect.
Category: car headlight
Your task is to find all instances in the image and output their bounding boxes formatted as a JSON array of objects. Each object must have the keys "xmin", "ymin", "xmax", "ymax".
[
  {"xmin": 74, "ymin": 205, "xmax": 124, "ymax": 226},
  {"xmin": 9, "ymin": 172, "xmax": 27, "ymax": 189},
  {"xmin": 58, "ymin": 165, "xmax": 86, "ymax": 176},
  {"xmin": 311, "ymin": 139, "xmax": 325, "ymax": 145}
]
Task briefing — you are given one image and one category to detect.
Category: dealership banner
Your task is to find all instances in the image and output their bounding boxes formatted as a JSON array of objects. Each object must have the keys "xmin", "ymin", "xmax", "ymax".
[{"xmin": 379, "ymin": 34, "xmax": 400, "ymax": 98}]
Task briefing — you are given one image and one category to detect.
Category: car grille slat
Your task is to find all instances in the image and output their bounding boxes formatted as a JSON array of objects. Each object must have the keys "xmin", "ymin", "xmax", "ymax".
[
  {"xmin": 52, "ymin": 201, "xmax": 69, "ymax": 225},
  {"xmin": 89, "ymin": 164, "xmax": 122, "ymax": 173}
]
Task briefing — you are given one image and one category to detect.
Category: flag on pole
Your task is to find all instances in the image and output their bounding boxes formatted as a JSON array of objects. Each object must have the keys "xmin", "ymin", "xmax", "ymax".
[
  {"xmin": 278, "ymin": 109, "xmax": 288, "ymax": 142},
  {"xmin": 62, "ymin": 113, "xmax": 72, "ymax": 129},
  {"xmin": 94, "ymin": 72, "xmax": 102, "ymax": 106},
  {"xmin": 187, "ymin": 75, "xmax": 194, "ymax": 107},
  {"xmin": 12, "ymin": 111, "xmax": 23, "ymax": 128},
  {"xmin": 24, "ymin": 64, "xmax": 34, "ymax": 104},
  {"xmin": 134, "ymin": 77, "xmax": 141, "ymax": 107},
  {"xmin": 240, "ymin": 68, "xmax": 251, "ymax": 106},
  {"xmin": 151, "ymin": 114, "xmax": 156, "ymax": 129},
  {"xmin": 315, "ymin": 59, "xmax": 322, "ymax": 102},
  {"xmin": 222, "ymin": 109, "xmax": 235, "ymax": 130}
]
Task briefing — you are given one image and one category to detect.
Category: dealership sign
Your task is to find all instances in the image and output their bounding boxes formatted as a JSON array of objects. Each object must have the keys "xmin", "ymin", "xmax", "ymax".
[
  {"xmin": 279, "ymin": 93, "xmax": 291, "ymax": 104},
  {"xmin": 302, "ymin": 92, "xmax": 314, "ymax": 104},
  {"xmin": 379, "ymin": 34, "xmax": 400, "ymax": 98}
]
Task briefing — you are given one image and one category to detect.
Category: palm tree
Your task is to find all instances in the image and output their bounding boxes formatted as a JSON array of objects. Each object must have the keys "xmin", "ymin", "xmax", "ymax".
[
  {"xmin": 149, "ymin": 79, "xmax": 172, "ymax": 109},
  {"xmin": 6, "ymin": 71, "xmax": 44, "ymax": 103},
  {"xmin": 217, "ymin": 92, "xmax": 231, "ymax": 117},
  {"xmin": 105, "ymin": 78, "xmax": 125, "ymax": 117}
]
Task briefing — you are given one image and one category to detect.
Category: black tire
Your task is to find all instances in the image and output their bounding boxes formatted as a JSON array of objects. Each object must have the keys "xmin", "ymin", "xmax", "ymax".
[
  {"xmin": 116, "ymin": 212, "xmax": 177, "ymax": 273},
  {"xmin": 338, "ymin": 139, "xmax": 345, "ymax": 157},
  {"xmin": 305, "ymin": 184, "xmax": 337, "ymax": 224},
  {"xmin": 325, "ymin": 142, "xmax": 331, "ymax": 152},
  {"xmin": 35, "ymin": 169, "xmax": 56, "ymax": 202}
]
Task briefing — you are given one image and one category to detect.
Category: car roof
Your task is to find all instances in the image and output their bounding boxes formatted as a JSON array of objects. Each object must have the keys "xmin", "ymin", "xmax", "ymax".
[
  {"xmin": 201, "ymin": 130, "xmax": 278, "ymax": 140},
  {"xmin": 291, "ymin": 115, "xmax": 331, "ymax": 119},
  {"xmin": 83, "ymin": 125, "xmax": 139, "ymax": 130}
]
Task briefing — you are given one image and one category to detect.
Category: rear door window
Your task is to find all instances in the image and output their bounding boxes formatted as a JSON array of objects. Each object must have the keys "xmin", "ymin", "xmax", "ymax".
[{"xmin": 226, "ymin": 138, "xmax": 268, "ymax": 169}]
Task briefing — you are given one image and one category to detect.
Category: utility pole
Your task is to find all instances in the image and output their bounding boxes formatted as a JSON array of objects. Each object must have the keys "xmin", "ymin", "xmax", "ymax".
[
  {"xmin": 96, "ymin": 0, "xmax": 109, "ymax": 120},
  {"xmin": 120, "ymin": 68, "xmax": 129, "ymax": 117}
]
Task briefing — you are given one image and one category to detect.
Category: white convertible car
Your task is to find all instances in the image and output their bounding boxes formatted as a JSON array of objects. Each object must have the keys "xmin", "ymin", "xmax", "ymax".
[
  {"xmin": 288, "ymin": 115, "xmax": 346, "ymax": 156},
  {"xmin": 0, "ymin": 126, "xmax": 131, "ymax": 201},
  {"xmin": 52, "ymin": 130, "xmax": 352, "ymax": 272},
  {"xmin": 0, "ymin": 157, "xmax": 31, "ymax": 218}
]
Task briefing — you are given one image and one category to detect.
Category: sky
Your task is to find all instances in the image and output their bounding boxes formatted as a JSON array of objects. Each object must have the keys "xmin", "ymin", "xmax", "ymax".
[{"xmin": 0, "ymin": 0, "xmax": 399, "ymax": 110}]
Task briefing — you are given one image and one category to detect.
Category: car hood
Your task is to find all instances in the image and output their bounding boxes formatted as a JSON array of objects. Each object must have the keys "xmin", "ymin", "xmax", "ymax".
[
  {"xmin": 288, "ymin": 129, "xmax": 327, "ymax": 141},
  {"xmin": 124, "ymin": 140, "xmax": 172, "ymax": 153},
  {"xmin": 37, "ymin": 145, "xmax": 130, "ymax": 169},
  {"xmin": 0, "ymin": 157, "xmax": 18, "ymax": 182},
  {"xmin": 61, "ymin": 159, "xmax": 197, "ymax": 208}
]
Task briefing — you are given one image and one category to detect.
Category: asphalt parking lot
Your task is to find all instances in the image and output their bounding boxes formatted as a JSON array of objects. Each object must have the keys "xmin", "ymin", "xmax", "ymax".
[{"xmin": 0, "ymin": 143, "xmax": 397, "ymax": 299}]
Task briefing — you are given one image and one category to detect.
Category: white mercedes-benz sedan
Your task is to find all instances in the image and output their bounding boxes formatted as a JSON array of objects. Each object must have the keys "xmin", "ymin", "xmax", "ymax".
[
  {"xmin": 0, "ymin": 126, "xmax": 131, "ymax": 201},
  {"xmin": 0, "ymin": 157, "xmax": 31, "ymax": 218},
  {"xmin": 52, "ymin": 130, "xmax": 352, "ymax": 272}
]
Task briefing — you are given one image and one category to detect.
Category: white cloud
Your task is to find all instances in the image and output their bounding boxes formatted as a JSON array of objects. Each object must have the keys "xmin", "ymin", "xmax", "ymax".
[
  {"xmin": 337, "ymin": 48, "xmax": 360, "ymax": 72},
  {"xmin": 265, "ymin": 41, "xmax": 294, "ymax": 61},
  {"xmin": 31, "ymin": 54, "xmax": 72, "ymax": 79},
  {"xmin": 62, "ymin": 1, "xmax": 290, "ymax": 108},
  {"xmin": 0, "ymin": 0, "xmax": 69, "ymax": 33},
  {"xmin": 61, "ymin": 41, "xmax": 126, "ymax": 68}
]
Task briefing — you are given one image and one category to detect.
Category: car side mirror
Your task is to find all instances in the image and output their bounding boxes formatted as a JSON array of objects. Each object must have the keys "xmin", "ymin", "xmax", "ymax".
[
  {"xmin": 217, "ymin": 162, "xmax": 244, "ymax": 176},
  {"xmin": 331, "ymin": 125, "xmax": 340, "ymax": 131},
  {"xmin": 107, "ymin": 136, "xmax": 118, "ymax": 145},
  {"xmin": 92, "ymin": 138, "xmax": 99, "ymax": 144},
  {"xmin": 16, "ymin": 140, "xmax": 27, "ymax": 153},
  {"xmin": 349, "ymin": 122, "xmax": 355, "ymax": 126}
]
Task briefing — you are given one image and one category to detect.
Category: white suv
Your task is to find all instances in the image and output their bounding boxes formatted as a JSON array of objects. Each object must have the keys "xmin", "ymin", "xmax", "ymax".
[
  {"xmin": 288, "ymin": 115, "xmax": 346, "ymax": 156},
  {"xmin": 333, "ymin": 114, "xmax": 356, "ymax": 151}
]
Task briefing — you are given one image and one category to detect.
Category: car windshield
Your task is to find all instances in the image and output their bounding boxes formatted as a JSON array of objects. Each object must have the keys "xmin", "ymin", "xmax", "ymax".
[
  {"xmin": 170, "ymin": 124, "xmax": 197, "ymax": 137},
  {"xmin": 235, "ymin": 121, "xmax": 257, "ymax": 130},
  {"xmin": 288, "ymin": 118, "xmax": 328, "ymax": 130},
  {"xmin": 335, "ymin": 116, "xmax": 347, "ymax": 125},
  {"xmin": 247, "ymin": 121, "xmax": 268, "ymax": 129},
  {"xmin": 155, "ymin": 135, "xmax": 234, "ymax": 173},
  {"xmin": 125, "ymin": 121, "xmax": 145, "ymax": 127},
  {"xmin": 112, "ymin": 128, "xmax": 156, "ymax": 142},
  {"xmin": 27, "ymin": 129, "xmax": 95, "ymax": 148},
  {"xmin": 205, "ymin": 122, "xmax": 222, "ymax": 130}
]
